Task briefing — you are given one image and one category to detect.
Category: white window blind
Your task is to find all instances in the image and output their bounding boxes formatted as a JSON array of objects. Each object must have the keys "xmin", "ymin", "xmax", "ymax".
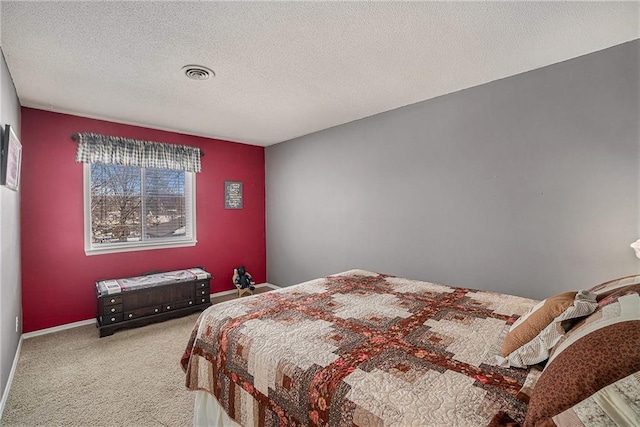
[{"xmin": 84, "ymin": 163, "xmax": 196, "ymax": 255}]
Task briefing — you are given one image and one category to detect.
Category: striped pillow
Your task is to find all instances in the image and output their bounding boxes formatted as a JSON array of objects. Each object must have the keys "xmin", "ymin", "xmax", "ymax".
[
  {"xmin": 587, "ymin": 274, "xmax": 640, "ymax": 299},
  {"xmin": 523, "ymin": 285, "xmax": 640, "ymax": 427},
  {"xmin": 495, "ymin": 290, "xmax": 597, "ymax": 368}
]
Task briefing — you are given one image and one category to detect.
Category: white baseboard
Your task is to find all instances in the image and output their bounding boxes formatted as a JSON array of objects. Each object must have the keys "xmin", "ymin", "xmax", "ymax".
[
  {"xmin": 0, "ymin": 336, "xmax": 22, "ymax": 421},
  {"xmin": 262, "ymin": 282, "xmax": 280, "ymax": 289},
  {"xmin": 22, "ymin": 319, "xmax": 96, "ymax": 340},
  {"xmin": 214, "ymin": 283, "xmax": 280, "ymax": 296},
  {"xmin": 21, "ymin": 284, "xmax": 279, "ymax": 339},
  {"xmin": 20, "ymin": 283, "xmax": 280, "ymax": 339}
]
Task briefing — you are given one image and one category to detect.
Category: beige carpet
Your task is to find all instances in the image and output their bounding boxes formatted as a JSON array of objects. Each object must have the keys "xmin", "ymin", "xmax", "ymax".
[{"xmin": 0, "ymin": 285, "xmax": 276, "ymax": 427}]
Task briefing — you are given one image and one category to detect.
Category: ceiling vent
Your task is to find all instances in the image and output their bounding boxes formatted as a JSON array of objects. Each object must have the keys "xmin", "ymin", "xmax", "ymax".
[{"xmin": 182, "ymin": 65, "xmax": 215, "ymax": 81}]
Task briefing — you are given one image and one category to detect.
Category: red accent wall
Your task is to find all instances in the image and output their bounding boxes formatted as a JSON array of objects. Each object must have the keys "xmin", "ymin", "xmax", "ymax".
[{"xmin": 20, "ymin": 108, "xmax": 266, "ymax": 332}]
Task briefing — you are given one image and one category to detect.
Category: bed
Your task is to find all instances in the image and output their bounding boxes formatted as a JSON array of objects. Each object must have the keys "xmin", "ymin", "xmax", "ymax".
[{"xmin": 181, "ymin": 270, "xmax": 640, "ymax": 427}]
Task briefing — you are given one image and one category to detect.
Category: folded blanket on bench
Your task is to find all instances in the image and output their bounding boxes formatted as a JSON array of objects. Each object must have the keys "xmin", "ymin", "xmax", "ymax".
[{"xmin": 97, "ymin": 267, "xmax": 211, "ymax": 295}]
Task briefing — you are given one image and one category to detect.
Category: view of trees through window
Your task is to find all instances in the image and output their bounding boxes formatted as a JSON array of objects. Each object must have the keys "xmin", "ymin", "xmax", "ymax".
[{"xmin": 90, "ymin": 164, "xmax": 187, "ymax": 244}]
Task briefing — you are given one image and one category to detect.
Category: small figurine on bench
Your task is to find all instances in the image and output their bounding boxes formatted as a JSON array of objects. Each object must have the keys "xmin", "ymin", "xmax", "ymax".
[{"xmin": 233, "ymin": 266, "xmax": 255, "ymax": 296}]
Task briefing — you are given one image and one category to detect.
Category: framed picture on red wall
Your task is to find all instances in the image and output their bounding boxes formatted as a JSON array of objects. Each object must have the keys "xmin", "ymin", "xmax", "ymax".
[
  {"xmin": 1, "ymin": 124, "xmax": 22, "ymax": 191},
  {"xmin": 225, "ymin": 180, "xmax": 243, "ymax": 209}
]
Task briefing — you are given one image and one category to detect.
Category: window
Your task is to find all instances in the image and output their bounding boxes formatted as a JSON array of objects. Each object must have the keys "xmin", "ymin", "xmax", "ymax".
[{"xmin": 84, "ymin": 163, "xmax": 196, "ymax": 255}]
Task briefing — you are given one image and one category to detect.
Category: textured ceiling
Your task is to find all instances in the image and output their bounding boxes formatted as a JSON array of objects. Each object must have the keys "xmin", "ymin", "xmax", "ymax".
[{"xmin": 1, "ymin": 1, "xmax": 638, "ymax": 146}]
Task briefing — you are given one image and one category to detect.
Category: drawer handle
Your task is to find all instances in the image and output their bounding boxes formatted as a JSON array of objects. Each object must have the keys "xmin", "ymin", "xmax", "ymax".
[
  {"xmin": 189, "ymin": 301, "xmax": 193, "ymax": 305},
  {"xmin": 166, "ymin": 305, "xmax": 171, "ymax": 310},
  {"xmin": 128, "ymin": 314, "xmax": 133, "ymax": 318},
  {"xmin": 110, "ymin": 298, "xmax": 116, "ymax": 303},
  {"xmin": 201, "ymin": 298, "xmax": 206, "ymax": 303},
  {"xmin": 111, "ymin": 317, "xmax": 116, "ymax": 322},
  {"xmin": 154, "ymin": 308, "xmax": 159, "ymax": 313},
  {"xmin": 110, "ymin": 308, "xmax": 116, "ymax": 313},
  {"xmin": 201, "ymin": 290, "xmax": 206, "ymax": 295},
  {"xmin": 200, "ymin": 283, "xmax": 205, "ymax": 287}
]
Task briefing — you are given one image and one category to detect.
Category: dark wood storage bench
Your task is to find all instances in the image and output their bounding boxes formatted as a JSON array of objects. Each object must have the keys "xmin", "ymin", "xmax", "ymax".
[{"xmin": 96, "ymin": 268, "xmax": 212, "ymax": 337}]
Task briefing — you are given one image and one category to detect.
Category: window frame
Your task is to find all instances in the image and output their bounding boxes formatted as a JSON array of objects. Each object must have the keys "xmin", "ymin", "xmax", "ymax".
[{"xmin": 83, "ymin": 163, "xmax": 197, "ymax": 256}]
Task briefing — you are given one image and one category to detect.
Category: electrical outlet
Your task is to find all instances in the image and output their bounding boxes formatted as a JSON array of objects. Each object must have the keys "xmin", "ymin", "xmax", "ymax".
[{"xmin": 15, "ymin": 316, "xmax": 19, "ymax": 332}]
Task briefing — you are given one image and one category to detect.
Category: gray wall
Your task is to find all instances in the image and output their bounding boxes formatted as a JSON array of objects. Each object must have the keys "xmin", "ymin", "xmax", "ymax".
[
  {"xmin": 0, "ymin": 48, "xmax": 22, "ymax": 414},
  {"xmin": 266, "ymin": 40, "xmax": 640, "ymax": 300}
]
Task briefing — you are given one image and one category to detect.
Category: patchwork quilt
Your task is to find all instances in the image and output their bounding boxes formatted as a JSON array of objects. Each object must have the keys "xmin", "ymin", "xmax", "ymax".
[{"xmin": 181, "ymin": 270, "xmax": 538, "ymax": 426}]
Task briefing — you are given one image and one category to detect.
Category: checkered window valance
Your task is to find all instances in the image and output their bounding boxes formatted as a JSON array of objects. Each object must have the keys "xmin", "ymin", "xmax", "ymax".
[{"xmin": 73, "ymin": 132, "xmax": 203, "ymax": 172}]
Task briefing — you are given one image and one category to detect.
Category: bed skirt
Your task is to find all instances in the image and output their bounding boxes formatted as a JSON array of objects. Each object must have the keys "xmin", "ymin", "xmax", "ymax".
[{"xmin": 194, "ymin": 391, "xmax": 240, "ymax": 427}]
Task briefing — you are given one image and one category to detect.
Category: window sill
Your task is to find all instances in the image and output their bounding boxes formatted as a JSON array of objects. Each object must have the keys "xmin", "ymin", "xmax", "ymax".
[{"xmin": 85, "ymin": 239, "xmax": 197, "ymax": 256}]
